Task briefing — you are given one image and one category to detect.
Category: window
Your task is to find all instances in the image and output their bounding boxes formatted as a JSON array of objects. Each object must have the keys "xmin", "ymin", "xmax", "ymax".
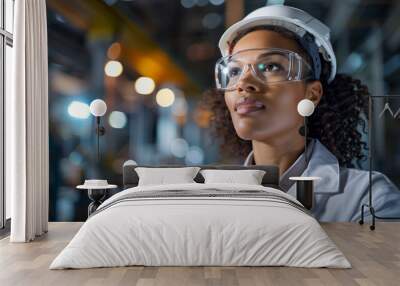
[{"xmin": 1, "ymin": 0, "xmax": 14, "ymax": 230}]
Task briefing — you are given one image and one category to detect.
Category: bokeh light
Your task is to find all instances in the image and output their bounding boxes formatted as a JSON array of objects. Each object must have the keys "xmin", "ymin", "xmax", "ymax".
[
  {"xmin": 135, "ymin": 76, "xmax": 156, "ymax": 95},
  {"xmin": 67, "ymin": 101, "xmax": 90, "ymax": 119},
  {"xmin": 108, "ymin": 111, "xmax": 127, "ymax": 129},
  {"xmin": 170, "ymin": 138, "xmax": 189, "ymax": 158},
  {"xmin": 185, "ymin": 146, "xmax": 205, "ymax": 164},
  {"xmin": 68, "ymin": 151, "xmax": 83, "ymax": 166},
  {"xmin": 209, "ymin": 0, "xmax": 224, "ymax": 5},
  {"xmin": 156, "ymin": 88, "xmax": 175, "ymax": 107},
  {"xmin": 107, "ymin": 42, "xmax": 122, "ymax": 60},
  {"xmin": 266, "ymin": 0, "xmax": 285, "ymax": 5},
  {"xmin": 202, "ymin": 13, "xmax": 222, "ymax": 29},
  {"xmin": 104, "ymin": 60, "xmax": 123, "ymax": 77},
  {"xmin": 171, "ymin": 95, "xmax": 188, "ymax": 116},
  {"xmin": 181, "ymin": 0, "xmax": 196, "ymax": 8}
]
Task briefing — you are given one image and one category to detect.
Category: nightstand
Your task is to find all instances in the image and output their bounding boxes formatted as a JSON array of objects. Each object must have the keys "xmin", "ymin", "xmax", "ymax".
[
  {"xmin": 289, "ymin": 176, "xmax": 321, "ymax": 210},
  {"xmin": 77, "ymin": 180, "xmax": 118, "ymax": 216}
]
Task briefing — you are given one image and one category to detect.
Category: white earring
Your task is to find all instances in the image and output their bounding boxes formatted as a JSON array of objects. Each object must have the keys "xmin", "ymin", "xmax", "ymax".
[{"xmin": 297, "ymin": 99, "xmax": 315, "ymax": 117}]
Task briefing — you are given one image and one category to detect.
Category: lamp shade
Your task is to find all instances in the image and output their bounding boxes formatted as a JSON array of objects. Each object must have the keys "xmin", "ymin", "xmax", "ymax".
[
  {"xmin": 297, "ymin": 99, "xmax": 315, "ymax": 117},
  {"xmin": 89, "ymin": 99, "xmax": 107, "ymax": 117}
]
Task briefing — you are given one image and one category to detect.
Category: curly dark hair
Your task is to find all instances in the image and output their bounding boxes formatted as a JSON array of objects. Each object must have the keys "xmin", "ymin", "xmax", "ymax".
[{"xmin": 201, "ymin": 25, "xmax": 370, "ymax": 168}]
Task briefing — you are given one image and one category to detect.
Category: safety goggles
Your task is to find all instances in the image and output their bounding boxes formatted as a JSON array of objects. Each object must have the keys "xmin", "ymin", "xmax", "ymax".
[{"xmin": 215, "ymin": 48, "xmax": 314, "ymax": 91}]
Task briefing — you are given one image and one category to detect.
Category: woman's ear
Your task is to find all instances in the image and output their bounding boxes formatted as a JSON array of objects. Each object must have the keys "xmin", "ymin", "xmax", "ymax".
[{"xmin": 305, "ymin": 80, "xmax": 323, "ymax": 106}]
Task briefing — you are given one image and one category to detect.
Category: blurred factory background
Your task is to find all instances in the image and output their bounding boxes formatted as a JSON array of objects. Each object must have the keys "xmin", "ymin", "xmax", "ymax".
[{"xmin": 45, "ymin": 0, "xmax": 400, "ymax": 221}]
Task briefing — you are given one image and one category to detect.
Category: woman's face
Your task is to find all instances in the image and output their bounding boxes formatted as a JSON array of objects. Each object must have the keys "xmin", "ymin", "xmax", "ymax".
[{"xmin": 224, "ymin": 30, "xmax": 320, "ymax": 143}]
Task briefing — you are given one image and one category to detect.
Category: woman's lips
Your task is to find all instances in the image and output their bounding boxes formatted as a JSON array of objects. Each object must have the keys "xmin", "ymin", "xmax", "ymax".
[
  {"xmin": 235, "ymin": 99, "xmax": 265, "ymax": 115},
  {"xmin": 236, "ymin": 104, "xmax": 265, "ymax": 115}
]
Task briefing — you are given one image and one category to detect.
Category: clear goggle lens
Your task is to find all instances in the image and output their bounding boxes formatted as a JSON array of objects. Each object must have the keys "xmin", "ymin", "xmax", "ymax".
[{"xmin": 215, "ymin": 48, "xmax": 313, "ymax": 91}]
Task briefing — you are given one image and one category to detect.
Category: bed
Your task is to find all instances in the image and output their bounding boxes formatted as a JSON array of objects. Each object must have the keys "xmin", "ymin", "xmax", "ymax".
[{"xmin": 49, "ymin": 162, "xmax": 351, "ymax": 269}]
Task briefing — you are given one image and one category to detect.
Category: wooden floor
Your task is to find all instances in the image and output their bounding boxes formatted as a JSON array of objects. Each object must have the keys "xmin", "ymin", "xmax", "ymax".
[{"xmin": 0, "ymin": 222, "xmax": 399, "ymax": 286}]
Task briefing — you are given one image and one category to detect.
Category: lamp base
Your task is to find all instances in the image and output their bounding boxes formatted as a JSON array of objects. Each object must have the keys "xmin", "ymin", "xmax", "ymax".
[
  {"xmin": 87, "ymin": 189, "xmax": 107, "ymax": 216},
  {"xmin": 296, "ymin": 180, "xmax": 314, "ymax": 210}
]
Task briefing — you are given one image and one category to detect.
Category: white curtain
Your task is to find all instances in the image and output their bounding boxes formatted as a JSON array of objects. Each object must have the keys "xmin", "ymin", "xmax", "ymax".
[{"xmin": 8, "ymin": 0, "xmax": 49, "ymax": 242}]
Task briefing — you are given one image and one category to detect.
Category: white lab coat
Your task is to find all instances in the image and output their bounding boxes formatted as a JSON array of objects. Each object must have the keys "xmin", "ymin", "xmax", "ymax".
[{"xmin": 243, "ymin": 138, "xmax": 400, "ymax": 222}]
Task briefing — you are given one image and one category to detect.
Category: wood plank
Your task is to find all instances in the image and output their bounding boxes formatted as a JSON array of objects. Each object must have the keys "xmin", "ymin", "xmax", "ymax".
[{"xmin": 0, "ymin": 222, "xmax": 399, "ymax": 286}]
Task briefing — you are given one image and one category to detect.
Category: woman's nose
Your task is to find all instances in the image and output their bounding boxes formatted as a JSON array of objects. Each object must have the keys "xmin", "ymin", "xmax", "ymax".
[{"xmin": 236, "ymin": 66, "xmax": 261, "ymax": 93}]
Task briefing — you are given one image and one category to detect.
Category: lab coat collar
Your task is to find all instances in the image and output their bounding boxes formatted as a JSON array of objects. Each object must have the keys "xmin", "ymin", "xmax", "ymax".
[
  {"xmin": 243, "ymin": 138, "xmax": 340, "ymax": 194},
  {"xmin": 302, "ymin": 139, "xmax": 340, "ymax": 194}
]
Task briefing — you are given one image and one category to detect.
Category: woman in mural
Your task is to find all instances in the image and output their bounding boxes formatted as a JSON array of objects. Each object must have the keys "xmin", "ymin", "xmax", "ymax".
[{"xmin": 203, "ymin": 5, "xmax": 400, "ymax": 222}]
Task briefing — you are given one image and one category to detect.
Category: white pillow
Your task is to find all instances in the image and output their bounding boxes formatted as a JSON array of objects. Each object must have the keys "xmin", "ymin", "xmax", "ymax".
[
  {"xmin": 135, "ymin": 167, "xmax": 201, "ymax": 186},
  {"xmin": 200, "ymin": 169, "xmax": 266, "ymax": 185}
]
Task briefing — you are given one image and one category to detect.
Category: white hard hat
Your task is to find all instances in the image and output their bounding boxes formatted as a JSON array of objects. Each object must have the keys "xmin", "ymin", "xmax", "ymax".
[{"xmin": 218, "ymin": 5, "xmax": 337, "ymax": 83}]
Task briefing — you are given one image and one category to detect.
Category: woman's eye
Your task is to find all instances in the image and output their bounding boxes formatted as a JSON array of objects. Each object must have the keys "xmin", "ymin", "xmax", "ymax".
[
  {"xmin": 228, "ymin": 67, "xmax": 241, "ymax": 77},
  {"xmin": 257, "ymin": 63, "xmax": 281, "ymax": 73}
]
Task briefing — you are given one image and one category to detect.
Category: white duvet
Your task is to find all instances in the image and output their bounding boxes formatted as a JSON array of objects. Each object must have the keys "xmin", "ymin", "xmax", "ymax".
[{"xmin": 50, "ymin": 183, "xmax": 351, "ymax": 269}]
